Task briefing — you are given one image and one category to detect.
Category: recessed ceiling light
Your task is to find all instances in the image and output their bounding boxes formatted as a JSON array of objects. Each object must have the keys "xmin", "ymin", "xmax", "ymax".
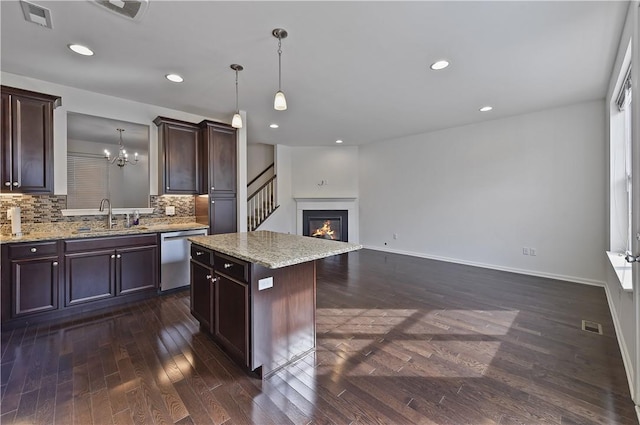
[
  {"xmin": 479, "ymin": 106, "xmax": 493, "ymax": 112},
  {"xmin": 430, "ymin": 60, "xmax": 449, "ymax": 70},
  {"xmin": 165, "ymin": 74, "xmax": 184, "ymax": 83},
  {"xmin": 335, "ymin": 140, "xmax": 343, "ymax": 144},
  {"xmin": 269, "ymin": 123, "xmax": 279, "ymax": 129},
  {"xmin": 68, "ymin": 44, "xmax": 94, "ymax": 56}
]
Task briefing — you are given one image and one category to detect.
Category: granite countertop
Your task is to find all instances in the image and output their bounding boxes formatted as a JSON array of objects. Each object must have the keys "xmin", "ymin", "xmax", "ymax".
[
  {"xmin": 189, "ymin": 230, "xmax": 363, "ymax": 269},
  {"xmin": 0, "ymin": 222, "xmax": 209, "ymax": 244}
]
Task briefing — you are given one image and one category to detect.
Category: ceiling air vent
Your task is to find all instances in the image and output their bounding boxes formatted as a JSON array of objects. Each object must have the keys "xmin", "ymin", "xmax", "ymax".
[
  {"xmin": 20, "ymin": 0, "xmax": 53, "ymax": 29},
  {"xmin": 91, "ymin": 0, "xmax": 149, "ymax": 22}
]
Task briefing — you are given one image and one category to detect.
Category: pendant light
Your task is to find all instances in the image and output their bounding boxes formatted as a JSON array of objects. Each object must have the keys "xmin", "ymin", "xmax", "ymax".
[
  {"xmin": 230, "ymin": 64, "xmax": 243, "ymax": 128},
  {"xmin": 272, "ymin": 28, "xmax": 288, "ymax": 111}
]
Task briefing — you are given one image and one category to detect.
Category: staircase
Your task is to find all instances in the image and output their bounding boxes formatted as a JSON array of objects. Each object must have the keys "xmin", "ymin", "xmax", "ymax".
[{"xmin": 247, "ymin": 164, "xmax": 278, "ymax": 231}]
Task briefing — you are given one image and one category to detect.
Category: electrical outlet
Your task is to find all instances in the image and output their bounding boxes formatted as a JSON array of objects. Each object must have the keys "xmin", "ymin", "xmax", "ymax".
[
  {"xmin": 393, "ymin": 233, "xmax": 398, "ymax": 240},
  {"xmin": 529, "ymin": 248, "xmax": 537, "ymax": 256},
  {"xmin": 523, "ymin": 247, "xmax": 530, "ymax": 255},
  {"xmin": 165, "ymin": 206, "xmax": 176, "ymax": 216}
]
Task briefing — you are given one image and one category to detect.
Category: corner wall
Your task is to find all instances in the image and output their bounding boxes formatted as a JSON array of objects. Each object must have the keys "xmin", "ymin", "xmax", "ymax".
[{"xmin": 359, "ymin": 100, "xmax": 607, "ymax": 286}]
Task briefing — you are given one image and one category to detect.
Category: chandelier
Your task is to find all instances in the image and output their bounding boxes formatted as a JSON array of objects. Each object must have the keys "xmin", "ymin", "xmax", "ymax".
[{"xmin": 104, "ymin": 128, "xmax": 138, "ymax": 167}]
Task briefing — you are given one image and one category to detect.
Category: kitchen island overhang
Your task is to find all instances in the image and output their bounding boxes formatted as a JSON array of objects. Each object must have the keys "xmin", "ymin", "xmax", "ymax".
[{"xmin": 188, "ymin": 231, "xmax": 362, "ymax": 378}]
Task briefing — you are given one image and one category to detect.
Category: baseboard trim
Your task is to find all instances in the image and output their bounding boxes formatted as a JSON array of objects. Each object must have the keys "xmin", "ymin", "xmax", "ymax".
[
  {"xmin": 602, "ymin": 282, "xmax": 636, "ymax": 402},
  {"xmin": 362, "ymin": 245, "xmax": 606, "ymax": 287}
]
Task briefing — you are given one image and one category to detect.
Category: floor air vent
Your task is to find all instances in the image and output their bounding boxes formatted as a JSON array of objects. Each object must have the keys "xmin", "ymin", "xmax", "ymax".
[{"xmin": 582, "ymin": 320, "xmax": 603, "ymax": 335}]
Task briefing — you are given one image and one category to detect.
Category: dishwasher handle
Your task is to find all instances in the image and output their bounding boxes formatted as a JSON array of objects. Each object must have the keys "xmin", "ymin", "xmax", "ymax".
[{"xmin": 161, "ymin": 231, "xmax": 207, "ymax": 242}]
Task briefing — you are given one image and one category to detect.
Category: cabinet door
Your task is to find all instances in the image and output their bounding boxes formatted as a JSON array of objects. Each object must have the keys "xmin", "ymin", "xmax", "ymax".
[
  {"xmin": 117, "ymin": 245, "xmax": 157, "ymax": 295},
  {"xmin": 210, "ymin": 196, "xmax": 237, "ymax": 235},
  {"xmin": 65, "ymin": 250, "xmax": 115, "ymax": 306},
  {"xmin": 11, "ymin": 95, "xmax": 54, "ymax": 193},
  {"xmin": 190, "ymin": 260, "xmax": 213, "ymax": 331},
  {"xmin": 11, "ymin": 256, "xmax": 59, "ymax": 317},
  {"xmin": 215, "ymin": 274, "xmax": 248, "ymax": 366},
  {"xmin": 156, "ymin": 118, "xmax": 200, "ymax": 194},
  {"xmin": 1, "ymin": 92, "xmax": 10, "ymax": 190},
  {"xmin": 205, "ymin": 125, "xmax": 237, "ymax": 195}
]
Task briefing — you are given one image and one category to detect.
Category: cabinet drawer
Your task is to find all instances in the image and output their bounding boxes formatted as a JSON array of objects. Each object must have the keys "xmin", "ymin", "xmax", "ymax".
[
  {"xmin": 8, "ymin": 241, "xmax": 58, "ymax": 259},
  {"xmin": 214, "ymin": 252, "xmax": 248, "ymax": 282},
  {"xmin": 191, "ymin": 244, "xmax": 214, "ymax": 267}
]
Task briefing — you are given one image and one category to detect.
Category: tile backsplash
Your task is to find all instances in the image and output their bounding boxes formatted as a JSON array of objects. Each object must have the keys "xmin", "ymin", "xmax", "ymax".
[{"xmin": 0, "ymin": 194, "xmax": 195, "ymax": 233}]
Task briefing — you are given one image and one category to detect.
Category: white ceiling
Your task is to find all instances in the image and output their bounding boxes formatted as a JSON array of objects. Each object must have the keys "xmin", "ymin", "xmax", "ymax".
[{"xmin": 0, "ymin": 0, "xmax": 629, "ymax": 147}]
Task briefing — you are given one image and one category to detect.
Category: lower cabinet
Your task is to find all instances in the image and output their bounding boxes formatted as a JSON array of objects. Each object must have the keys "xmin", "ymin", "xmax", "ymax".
[
  {"xmin": 190, "ymin": 246, "xmax": 250, "ymax": 368},
  {"xmin": 3, "ymin": 241, "xmax": 60, "ymax": 319},
  {"xmin": 190, "ymin": 258, "xmax": 213, "ymax": 331},
  {"xmin": 1, "ymin": 234, "xmax": 159, "ymax": 327},
  {"xmin": 215, "ymin": 274, "xmax": 248, "ymax": 366},
  {"xmin": 65, "ymin": 235, "xmax": 158, "ymax": 306}
]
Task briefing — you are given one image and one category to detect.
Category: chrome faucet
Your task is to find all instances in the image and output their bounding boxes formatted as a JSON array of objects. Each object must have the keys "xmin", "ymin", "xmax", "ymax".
[{"xmin": 99, "ymin": 198, "xmax": 113, "ymax": 229}]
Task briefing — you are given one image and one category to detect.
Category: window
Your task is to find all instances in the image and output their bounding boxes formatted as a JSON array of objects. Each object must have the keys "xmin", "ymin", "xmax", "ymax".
[{"xmin": 609, "ymin": 59, "xmax": 633, "ymax": 290}]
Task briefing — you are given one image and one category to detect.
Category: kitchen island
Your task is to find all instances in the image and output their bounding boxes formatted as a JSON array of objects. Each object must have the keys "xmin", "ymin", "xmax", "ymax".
[{"xmin": 188, "ymin": 231, "xmax": 362, "ymax": 378}]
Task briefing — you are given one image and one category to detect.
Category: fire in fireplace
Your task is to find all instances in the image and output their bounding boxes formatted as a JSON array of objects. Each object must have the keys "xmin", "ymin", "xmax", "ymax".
[{"xmin": 303, "ymin": 210, "xmax": 348, "ymax": 242}]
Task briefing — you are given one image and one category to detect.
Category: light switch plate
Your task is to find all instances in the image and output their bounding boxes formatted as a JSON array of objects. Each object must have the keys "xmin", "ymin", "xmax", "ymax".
[
  {"xmin": 258, "ymin": 277, "xmax": 274, "ymax": 291},
  {"xmin": 165, "ymin": 206, "xmax": 175, "ymax": 216}
]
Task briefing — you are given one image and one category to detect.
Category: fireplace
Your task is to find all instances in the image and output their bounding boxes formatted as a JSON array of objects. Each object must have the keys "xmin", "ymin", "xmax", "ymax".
[{"xmin": 303, "ymin": 210, "xmax": 348, "ymax": 242}]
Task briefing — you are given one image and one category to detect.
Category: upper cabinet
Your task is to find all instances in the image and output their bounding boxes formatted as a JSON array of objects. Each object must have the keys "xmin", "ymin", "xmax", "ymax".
[
  {"xmin": 199, "ymin": 120, "xmax": 237, "ymax": 196},
  {"xmin": 154, "ymin": 116, "xmax": 200, "ymax": 195},
  {"xmin": 1, "ymin": 86, "xmax": 61, "ymax": 194}
]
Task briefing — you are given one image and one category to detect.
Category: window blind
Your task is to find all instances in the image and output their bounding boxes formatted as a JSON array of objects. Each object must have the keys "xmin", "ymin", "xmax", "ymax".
[{"xmin": 67, "ymin": 153, "xmax": 109, "ymax": 209}]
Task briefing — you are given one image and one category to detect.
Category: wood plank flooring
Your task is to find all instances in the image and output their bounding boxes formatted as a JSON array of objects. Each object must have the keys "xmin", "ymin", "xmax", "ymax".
[{"xmin": 1, "ymin": 249, "xmax": 637, "ymax": 424}]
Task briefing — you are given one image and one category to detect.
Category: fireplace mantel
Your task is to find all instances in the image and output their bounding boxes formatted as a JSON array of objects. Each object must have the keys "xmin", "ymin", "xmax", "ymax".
[{"xmin": 295, "ymin": 197, "xmax": 359, "ymax": 243}]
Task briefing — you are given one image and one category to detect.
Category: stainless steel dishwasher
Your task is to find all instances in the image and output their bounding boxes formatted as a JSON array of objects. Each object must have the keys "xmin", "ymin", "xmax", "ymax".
[{"xmin": 160, "ymin": 229, "xmax": 208, "ymax": 291}]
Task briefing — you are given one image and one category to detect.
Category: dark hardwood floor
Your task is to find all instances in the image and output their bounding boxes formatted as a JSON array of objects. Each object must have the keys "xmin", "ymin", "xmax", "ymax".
[{"xmin": 1, "ymin": 249, "xmax": 637, "ymax": 424}]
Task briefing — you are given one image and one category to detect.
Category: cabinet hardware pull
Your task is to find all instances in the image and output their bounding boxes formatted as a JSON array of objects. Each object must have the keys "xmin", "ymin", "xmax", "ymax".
[
  {"xmin": 30, "ymin": 248, "xmax": 37, "ymax": 253},
  {"xmin": 166, "ymin": 186, "xmax": 170, "ymax": 190},
  {"xmin": 211, "ymin": 200, "xmax": 215, "ymax": 204},
  {"xmin": 12, "ymin": 182, "xmax": 18, "ymax": 187},
  {"xmin": 211, "ymin": 186, "xmax": 215, "ymax": 191},
  {"xmin": 224, "ymin": 263, "xmax": 233, "ymax": 269},
  {"xmin": 111, "ymin": 254, "xmax": 116, "ymax": 259},
  {"xmin": 4, "ymin": 182, "xmax": 10, "ymax": 187},
  {"xmin": 211, "ymin": 276, "xmax": 219, "ymax": 283},
  {"xmin": 52, "ymin": 261, "xmax": 58, "ymax": 266},
  {"xmin": 116, "ymin": 254, "xmax": 121, "ymax": 259},
  {"xmin": 196, "ymin": 251, "xmax": 203, "ymax": 256},
  {"xmin": 206, "ymin": 274, "xmax": 212, "ymax": 279}
]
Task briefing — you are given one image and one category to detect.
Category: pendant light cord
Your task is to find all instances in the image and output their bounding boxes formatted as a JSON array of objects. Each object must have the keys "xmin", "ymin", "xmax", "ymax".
[
  {"xmin": 278, "ymin": 37, "xmax": 283, "ymax": 90},
  {"xmin": 235, "ymin": 69, "xmax": 239, "ymax": 112}
]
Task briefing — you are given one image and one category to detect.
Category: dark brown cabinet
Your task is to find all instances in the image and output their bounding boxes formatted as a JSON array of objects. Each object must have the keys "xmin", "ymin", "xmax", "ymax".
[
  {"xmin": 1, "ymin": 234, "xmax": 159, "ymax": 328},
  {"xmin": 189, "ymin": 243, "xmax": 317, "ymax": 377},
  {"xmin": 154, "ymin": 116, "xmax": 200, "ymax": 194},
  {"xmin": 64, "ymin": 234, "xmax": 158, "ymax": 306},
  {"xmin": 64, "ymin": 249, "xmax": 114, "ymax": 305},
  {"xmin": 3, "ymin": 241, "xmax": 60, "ymax": 319},
  {"xmin": 189, "ymin": 244, "xmax": 214, "ymax": 331},
  {"xmin": 198, "ymin": 120, "xmax": 237, "ymax": 234},
  {"xmin": 1, "ymin": 86, "xmax": 61, "ymax": 194},
  {"xmin": 215, "ymin": 274, "xmax": 249, "ymax": 365}
]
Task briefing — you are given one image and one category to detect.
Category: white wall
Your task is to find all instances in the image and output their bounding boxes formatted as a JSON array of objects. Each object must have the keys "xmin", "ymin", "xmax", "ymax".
[
  {"xmin": 291, "ymin": 146, "xmax": 359, "ymax": 198},
  {"xmin": 247, "ymin": 143, "xmax": 274, "ymax": 181},
  {"xmin": 359, "ymin": 100, "xmax": 607, "ymax": 286}
]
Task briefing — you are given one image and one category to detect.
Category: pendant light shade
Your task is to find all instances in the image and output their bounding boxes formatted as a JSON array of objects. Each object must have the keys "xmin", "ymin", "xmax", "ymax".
[
  {"xmin": 232, "ymin": 112, "xmax": 243, "ymax": 128},
  {"xmin": 274, "ymin": 90, "xmax": 287, "ymax": 111},
  {"xmin": 272, "ymin": 28, "xmax": 288, "ymax": 111},
  {"xmin": 230, "ymin": 64, "xmax": 243, "ymax": 129}
]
